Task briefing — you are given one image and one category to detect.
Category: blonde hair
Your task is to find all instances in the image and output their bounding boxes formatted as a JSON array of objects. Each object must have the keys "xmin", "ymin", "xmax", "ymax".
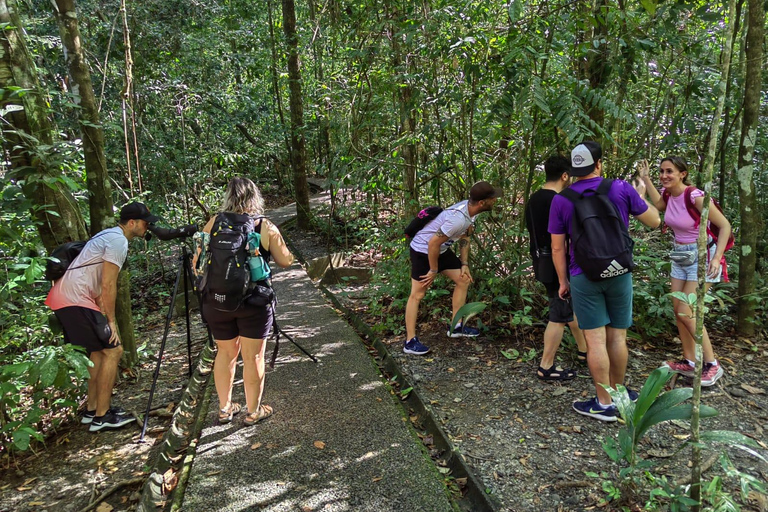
[{"xmin": 221, "ymin": 177, "xmax": 264, "ymax": 215}]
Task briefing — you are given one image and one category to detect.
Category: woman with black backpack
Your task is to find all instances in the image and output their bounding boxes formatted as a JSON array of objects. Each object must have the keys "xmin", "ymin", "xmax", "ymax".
[
  {"xmin": 637, "ymin": 158, "xmax": 732, "ymax": 387},
  {"xmin": 193, "ymin": 177, "xmax": 294, "ymax": 426}
]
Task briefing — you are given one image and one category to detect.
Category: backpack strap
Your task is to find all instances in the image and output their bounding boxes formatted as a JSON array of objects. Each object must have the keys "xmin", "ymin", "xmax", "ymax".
[
  {"xmin": 683, "ymin": 186, "xmax": 701, "ymax": 229},
  {"xmin": 596, "ymin": 178, "xmax": 614, "ymax": 195},
  {"xmin": 559, "ymin": 188, "xmax": 579, "ymax": 204}
]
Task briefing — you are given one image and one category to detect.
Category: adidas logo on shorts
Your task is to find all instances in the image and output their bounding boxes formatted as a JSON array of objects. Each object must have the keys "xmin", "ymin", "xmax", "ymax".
[{"xmin": 600, "ymin": 260, "xmax": 629, "ymax": 279}]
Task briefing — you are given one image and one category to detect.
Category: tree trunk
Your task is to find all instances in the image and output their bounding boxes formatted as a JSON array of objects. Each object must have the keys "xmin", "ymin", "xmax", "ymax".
[
  {"xmin": 282, "ymin": 0, "xmax": 311, "ymax": 228},
  {"xmin": 116, "ymin": 269, "xmax": 137, "ymax": 367},
  {"xmin": 689, "ymin": 0, "xmax": 737, "ymax": 508},
  {"xmin": 53, "ymin": 0, "xmax": 113, "ymax": 234},
  {"xmin": 389, "ymin": 2, "xmax": 417, "ymax": 214},
  {"xmin": 736, "ymin": 0, "xmax": 764, "ymax": 335},
  {"xmin": 0, "ymin": 0, "xmax": 87, "ymax": 251},
  {"xmin": 267, "ymin": 0, "xmax": 291, "ymax": 190}
]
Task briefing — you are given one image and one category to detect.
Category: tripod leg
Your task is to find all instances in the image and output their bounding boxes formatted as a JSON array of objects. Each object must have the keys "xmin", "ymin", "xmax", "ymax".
[
  {"xmin": 182, "ymin": 248, "xmax": 193, "ymax": 377},
  {"xmin": 272, "ymin": 315, "xmax": 318, "ymax": 363},
  {"xmin": 140, "ymin": 258, "xmax": 184, "ymax": 443}
]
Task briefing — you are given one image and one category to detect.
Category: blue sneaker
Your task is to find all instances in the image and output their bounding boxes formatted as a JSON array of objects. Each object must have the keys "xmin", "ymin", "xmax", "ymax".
[
  {"xmin": 572, "ymin": 397, "xmax": 618, "ymax": 422},
  {"xmin": 446, "ymin": 323, "xmax": 480, "ymax": 338},
  {"xmin": 403, "ymin": 337, "xmax": 430, "ymax": 355},
  {"xmin": 627, "ymin": 389, "xmax": 639, "ymax": 403}
]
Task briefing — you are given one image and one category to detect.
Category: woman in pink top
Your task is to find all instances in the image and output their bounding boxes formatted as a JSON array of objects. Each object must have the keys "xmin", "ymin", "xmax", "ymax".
[{"xmin": 637, "ymin": 157, "xmax": 731, "ymax": 387}]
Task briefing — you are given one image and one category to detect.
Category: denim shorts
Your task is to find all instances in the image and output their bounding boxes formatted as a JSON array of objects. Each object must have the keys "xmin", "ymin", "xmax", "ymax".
[
  {"xmin": 570, "ymin": 272, "xmax": 633, "ymax": 330},
  {"xmin": 670, "ymin": 242, "xmax": 721, "ymax": 283}
]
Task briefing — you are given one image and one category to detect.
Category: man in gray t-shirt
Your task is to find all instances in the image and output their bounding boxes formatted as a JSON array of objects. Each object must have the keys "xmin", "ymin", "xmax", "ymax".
[
  {"xmin": 46, "ymin": 202, "xmax": 157, "ymax": 432},
  {"xmin": 404, "ymin": 181, "xmax": 502, "ymax": 355}
]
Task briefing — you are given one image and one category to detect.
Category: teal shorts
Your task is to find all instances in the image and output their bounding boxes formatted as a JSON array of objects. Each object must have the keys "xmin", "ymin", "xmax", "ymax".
[{"xmin": 571, "ymin": 272, "xmax": 633, "ymax": 330}]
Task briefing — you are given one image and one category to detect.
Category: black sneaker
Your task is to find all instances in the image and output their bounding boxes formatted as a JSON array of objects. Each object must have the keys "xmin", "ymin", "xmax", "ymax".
[
  {"xmin": 89, "ymin": 410, "xmax": 135, "ymax": 432},
  {"xmin": 81, "ymin": 406, "xmax": 126, "ymax": 425},
  {"xmin": 80, "ymin": 409, "xmax": 96, "ymax": 424}
]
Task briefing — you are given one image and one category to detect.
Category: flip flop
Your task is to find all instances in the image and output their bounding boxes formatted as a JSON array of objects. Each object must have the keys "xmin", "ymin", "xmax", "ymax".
[{"xmin": 244, "ymin": 404, "xmax": 273, "ymax": 426}]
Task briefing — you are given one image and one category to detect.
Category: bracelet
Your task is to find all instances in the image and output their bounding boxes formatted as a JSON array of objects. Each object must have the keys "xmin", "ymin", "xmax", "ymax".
[
  {"xmin": 428, "ymin": 269, "xmax": 438, "ymax": 274},
  {"xmin": 461, "ymin": 262, "xmax": 469, "ymax": 266}
]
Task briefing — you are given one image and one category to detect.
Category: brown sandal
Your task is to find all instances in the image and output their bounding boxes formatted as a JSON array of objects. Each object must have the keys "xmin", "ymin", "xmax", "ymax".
[
  {"xmin": 218, "ymin": 402, "xmax": 242, "ymax": 424},
  {"xmin": 244, "ymin": 404, "xmax": 273, "ymax": 426}
]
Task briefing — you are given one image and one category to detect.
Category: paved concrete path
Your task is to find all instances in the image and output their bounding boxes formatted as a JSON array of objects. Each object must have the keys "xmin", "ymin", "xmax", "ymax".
[{"xmin": 181, "ymin": 199, "xmax": 454, "ymax": 511}]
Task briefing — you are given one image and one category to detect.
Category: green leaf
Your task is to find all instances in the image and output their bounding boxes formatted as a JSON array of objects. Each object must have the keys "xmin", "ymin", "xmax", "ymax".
[
  {"xmin": 500, "ymin": 349, "xmax": 517, "ymax": 360},
  {"xmin": 38, "ymin": 351, "xmax": 59, "ymax": 387},
  {"xmin": 450, "ymin": 302, "xmax": 486, "ymax": 332},
  {"xmin": 1, "ymin": 362, "xmax": 32, "ymax": 378},
  {"xmin": 12, "ymin": 429, "xmax": 31, "ymax": 451}
]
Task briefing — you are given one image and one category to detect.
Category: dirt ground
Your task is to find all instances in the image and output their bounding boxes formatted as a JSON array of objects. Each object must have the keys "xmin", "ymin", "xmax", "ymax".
[
  {"xmin": 284, "ymin": 222, "xmax": 768, "ymax": 511},
  {"xmin": 0, "ymin": 281, "xmax": 209, "ymax": 512},
  {"xmin": 2, "ymin": 222, "xmax": 766, "ymax": 512}
]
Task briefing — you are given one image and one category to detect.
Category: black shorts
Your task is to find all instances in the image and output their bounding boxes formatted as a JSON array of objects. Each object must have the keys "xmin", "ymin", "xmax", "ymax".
[
  {"xmin": 410, "ymin": 248, "xmax": 462, "ymax": 280},
  {"xmin": 202, "ymin": 300, "xmax": 273, "ymax": 340},
  {"xmin": 544, "ymin": 281, "xmax": 574, "ymax": 324},
  {"xmin": 54, "ymin": 306, "xmax": 113, "ymax": 355}
]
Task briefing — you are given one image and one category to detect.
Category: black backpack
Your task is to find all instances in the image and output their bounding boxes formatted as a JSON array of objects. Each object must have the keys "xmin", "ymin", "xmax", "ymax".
[
  {"xmin": 45, "ymin": 233, "xmax": 107, "ymax": 281},
  {"xmin": 560, "ymin": 179, "xmax": 634, "ymax": 281},
  {"xmin": 404, "ymin": 206, "xmax": 443, "ymax": 238},
  {"xmin": 200, "ymin": 213, "xmax": 257, "ymax": 312}
]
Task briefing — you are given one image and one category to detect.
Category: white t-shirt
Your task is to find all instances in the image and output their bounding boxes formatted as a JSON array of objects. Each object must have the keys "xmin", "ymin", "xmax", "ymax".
[
  {"xmin": 45, "ymin": 227, "xmax": 129, "ymax": 311},
  {"xmin": 409, "ymin": 200, "xmax": 475, "ymax": 255}
]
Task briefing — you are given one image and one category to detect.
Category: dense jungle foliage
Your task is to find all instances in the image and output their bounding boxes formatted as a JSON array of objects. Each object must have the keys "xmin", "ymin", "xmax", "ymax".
[{"xmin": 0, "ymin": 0, "xmax": 765, "ymax": 460}]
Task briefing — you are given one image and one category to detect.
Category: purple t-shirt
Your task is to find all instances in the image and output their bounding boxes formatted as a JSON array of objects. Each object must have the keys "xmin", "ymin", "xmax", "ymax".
[{"xmin": 548, "ymin": 177, "xmax": 648, "ymax": 276}]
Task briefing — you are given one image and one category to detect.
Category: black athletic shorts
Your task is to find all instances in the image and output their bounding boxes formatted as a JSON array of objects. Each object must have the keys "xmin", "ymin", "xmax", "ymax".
[
  {"xmin": 202, "ymin": 300, "xmax": 273, "ymax": 340},
  {"xmin": 54, "ymin": 306, "xmax": 114, "ymax": 355},
  {"xmin": 409, "ymin": 248, "xmax": 462, "ymax": 280},
  {"xmin": 544, "ymin": 281, "xmax": 574, "ymax": 324}
]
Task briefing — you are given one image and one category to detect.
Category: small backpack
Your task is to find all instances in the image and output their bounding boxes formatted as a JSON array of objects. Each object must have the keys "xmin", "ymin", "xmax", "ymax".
[
  {"xmin": 661, "ymin": 186, "xmax": 734, "ymax": 281},
  {"xmin": 404, "ymin": 206, "xmax": 443, "ymax": 239},
  {"xmin": 560, "ymin": 179, "xmax": 635, "ymax": 281},
  {"xmin": 45, "ymin": 232, "xmax": 107, "ymax": 281},
  {"xmin": 200, "ymin": 213, "xmax": 257, "ymax": 312}
]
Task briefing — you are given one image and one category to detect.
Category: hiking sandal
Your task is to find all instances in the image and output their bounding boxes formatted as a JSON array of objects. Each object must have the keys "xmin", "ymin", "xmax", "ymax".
[
  {"xmin": 244, "ymin": 404, "xmax": 273, "ymax": 426},
  {"xmin": 577, "ymin": 350, "xmax": 587, "ymax": 362},
  {"xmin": 537, "ymin": 365, "xmax": 577, "ymax": 382},
  {"xmin": 218, "ymin": 402, "xmax": 242, "ymax": 424}
]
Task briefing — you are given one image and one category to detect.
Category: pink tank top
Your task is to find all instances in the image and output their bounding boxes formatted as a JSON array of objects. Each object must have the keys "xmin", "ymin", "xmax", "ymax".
[{"xmin": 663, "ymin": 188, "xmax": 704, "ymax": 244}]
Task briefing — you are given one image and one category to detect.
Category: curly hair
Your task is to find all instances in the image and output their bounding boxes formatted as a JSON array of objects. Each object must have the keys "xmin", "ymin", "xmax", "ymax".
[
  {"xmin": 221, "ymin": 177, "xmax": 264, "ymax": 215},
  {"xmin": 660, "ymin": 156, "xmax": 692, "ymax": 185}
]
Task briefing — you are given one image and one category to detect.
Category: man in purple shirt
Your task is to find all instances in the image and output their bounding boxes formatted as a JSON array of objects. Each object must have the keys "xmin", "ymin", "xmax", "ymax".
[{"xmin": 549, "ymin": 142, "xmax": 660, "ymax": 422}]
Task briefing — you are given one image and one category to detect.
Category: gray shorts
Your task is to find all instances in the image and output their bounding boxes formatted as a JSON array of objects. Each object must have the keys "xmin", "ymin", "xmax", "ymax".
[{"xmin": 670, "ymin": 242, "xmax": 721, "ymax": 283}]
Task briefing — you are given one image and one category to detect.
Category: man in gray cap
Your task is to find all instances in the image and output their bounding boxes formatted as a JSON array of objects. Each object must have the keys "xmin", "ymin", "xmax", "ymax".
[
  {"xmin": 46, "ymin": 202, "xmax": 157, "ymax": 431},
  {"xmin": 548, "ymin": 142, "xmax": 659, "ymax": 422},
  {"xmin": 404, "ymin": 181, "xmax": 502, "ymax": 355}
]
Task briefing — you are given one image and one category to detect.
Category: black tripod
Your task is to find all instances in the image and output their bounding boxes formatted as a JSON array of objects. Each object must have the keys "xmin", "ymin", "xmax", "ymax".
[{"xmin": 140, "ymin": 245, "xmax": 210, "ymax": 442}]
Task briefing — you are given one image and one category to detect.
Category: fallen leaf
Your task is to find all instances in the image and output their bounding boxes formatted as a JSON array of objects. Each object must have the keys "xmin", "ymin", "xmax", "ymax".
[
  {"xmin": 28, "ymin": 502, "xmax": 45, "ymax": 507},
  {"xmin": 455, "ymin": 477, "xmax": 468, "ymax": 486},
  {"xmin": 251, "ymin": 442, "xmax": 263, "ymax": 450},
  {"xmin": 740, "ymin": 383, "xmax": 765, "ymax": 395},
  {"xmin": 16, "ymin": 487, "xmax": 32, "ymax": 492},
  {"xmin": 720, "ymin": 357, "xmax": 735, "ymax": 366},
  {"xmin": 205, "ymin": 470, "xmax": 222, "ymax": 477},
  {"xmin": 573, "ymin": 425, "xmax": 582, "ymax": 433},
  {"xmin": 409, "ymin": 415, "xmax": 419, "ymax": 423},
  {"xmin": 437, "ymin": 467, "xmax": 451, "ymax": 474},
  {"xmin": 372, "ymin": 477, "xmax": 382, "ymax": 482},
  {"xmin": 96, "ymin": 503, "xmax": 114, "ymax": 512},
  {"xmin": 22, "ymin": 478, "xmax": 37, "ymax": 486},
  {"xmin": 314, "ymin": 441, "xmax": 326, "ymax": 450}
]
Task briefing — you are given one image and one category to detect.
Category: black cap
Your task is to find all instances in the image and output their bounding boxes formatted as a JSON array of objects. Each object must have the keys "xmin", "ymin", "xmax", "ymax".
[
  {"xmin": 120, "ymin": 202, "xmax": 159, "ymax": 224},
  {"xmin": 570, "ymin": 141, "xmax": 602, "ymax": 177},
  {"xmin": 469, "ymin": 181, "xmax": 503, "ymax": 202}
]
